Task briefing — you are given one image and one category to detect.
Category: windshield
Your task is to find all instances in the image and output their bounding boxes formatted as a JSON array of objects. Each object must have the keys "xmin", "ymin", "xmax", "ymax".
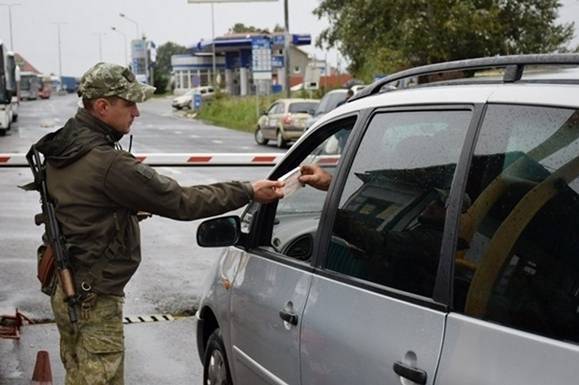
[
  {"xmin": 316, "ymin": 91, "xmax": 347, "ymax": 115},
  {"xmin": 289, "ymin": 102, "xmax": 318, "ymax": 114}
]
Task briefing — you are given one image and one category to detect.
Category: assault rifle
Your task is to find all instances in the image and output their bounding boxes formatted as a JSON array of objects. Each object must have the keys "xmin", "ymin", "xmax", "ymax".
[{"xmin": 26, "ymin": 146, "xmax": 79, "ymax": 326}]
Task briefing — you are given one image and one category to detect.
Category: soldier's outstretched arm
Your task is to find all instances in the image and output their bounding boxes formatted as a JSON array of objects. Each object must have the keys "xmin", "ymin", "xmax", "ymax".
[{"xmin": 251, "ymin": 180, "xmax": 285, "ymax": 203}]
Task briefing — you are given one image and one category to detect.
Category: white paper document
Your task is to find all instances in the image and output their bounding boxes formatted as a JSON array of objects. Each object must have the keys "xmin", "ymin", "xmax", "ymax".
[{"xmin": 278, "ymin": 166, "xmax": 303, "ymax": 198}]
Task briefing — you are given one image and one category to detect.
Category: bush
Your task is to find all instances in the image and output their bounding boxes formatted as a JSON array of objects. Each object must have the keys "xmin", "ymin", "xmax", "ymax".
[{"xmin": 196, "ymin": 95, "xmax": 281, "ymax": 133}]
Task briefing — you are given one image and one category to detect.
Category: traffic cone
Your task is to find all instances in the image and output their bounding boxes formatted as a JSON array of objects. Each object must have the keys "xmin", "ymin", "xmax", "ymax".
[{"xmin": 31, "ymin": 350, "xmax": 52, "ymax": 385}]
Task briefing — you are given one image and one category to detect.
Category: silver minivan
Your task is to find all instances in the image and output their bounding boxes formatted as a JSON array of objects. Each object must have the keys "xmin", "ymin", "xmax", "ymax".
[{"xmin": 195, "ymin": 54, "xmax": 579, "ymax": 385}]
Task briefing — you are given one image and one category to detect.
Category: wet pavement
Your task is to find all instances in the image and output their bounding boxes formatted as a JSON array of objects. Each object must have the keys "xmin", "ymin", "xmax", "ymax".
[{"xmin": 0, "ymin": 317, "xmax": 202, "ymax": 384}]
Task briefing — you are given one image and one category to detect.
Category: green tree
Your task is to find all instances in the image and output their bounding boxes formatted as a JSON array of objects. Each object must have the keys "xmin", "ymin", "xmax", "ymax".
[
  {"xmin": 230, "ymin": 23, "xmax": 269, "ymax": 34},
  {"xmin": 153, "ymin": 42, "xmax": 188, "ymax": 94},
  {"xmin": 314, "ymin": 0, "xmax": 575, "ymax": 81}
]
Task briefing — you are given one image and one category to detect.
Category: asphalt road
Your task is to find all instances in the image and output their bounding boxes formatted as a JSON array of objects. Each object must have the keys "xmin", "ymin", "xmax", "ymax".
[{"xmin": 0, "ymin": 94, "xmax": 285, "ymax": 384}]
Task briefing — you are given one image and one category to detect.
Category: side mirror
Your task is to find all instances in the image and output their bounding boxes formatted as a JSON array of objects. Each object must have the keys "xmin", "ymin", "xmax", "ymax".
[
  {"xmin": 261, "ymin": 109, "xmax": 268, "ymax": 116},
  {"xmin": 197, "ymin": 216, "xmax": 241, "ymax": 247}
]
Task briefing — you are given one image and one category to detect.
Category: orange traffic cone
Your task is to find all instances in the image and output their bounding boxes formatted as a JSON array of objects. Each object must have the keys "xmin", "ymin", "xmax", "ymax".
[{"xmin": 31, "ymin": 350, "xmax": 52, "ymax": 385}]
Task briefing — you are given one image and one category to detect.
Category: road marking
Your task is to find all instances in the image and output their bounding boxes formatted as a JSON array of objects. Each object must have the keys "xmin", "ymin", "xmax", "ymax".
[{"xmin": 212, "ymin": 140, "xmax": 223, "ymax": 144}]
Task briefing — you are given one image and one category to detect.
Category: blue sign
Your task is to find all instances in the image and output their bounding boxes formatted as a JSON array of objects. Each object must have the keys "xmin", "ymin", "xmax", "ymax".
[
  {"xmin": 272, "ymin": 55, "xmax": 284, "ymax": 68},
  {"xmin": 193, "ymin": 93, "xmax": 202, "ymax": 110}
]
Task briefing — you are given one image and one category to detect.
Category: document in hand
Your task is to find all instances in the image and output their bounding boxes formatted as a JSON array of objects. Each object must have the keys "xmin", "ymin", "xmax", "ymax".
[{"xmin": 278, "ymin": 166, "xmax": 303, "ymax": 198}]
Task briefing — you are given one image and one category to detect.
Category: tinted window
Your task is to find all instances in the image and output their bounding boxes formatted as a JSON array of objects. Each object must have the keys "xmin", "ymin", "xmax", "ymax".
[
  {"xmin": 325, "ymin": 109, "xmax": 472, "ymax": 298},
  {"xmin": 289, "ymin": 102, "xmax": 318, "ymax": 114},
  {"xmin": 455, "ymin": 104, "xmax": 579, "ymax": 344},
  {"xmin": 316, "ymin": 91, "xmax": 347, "ymax": 115}
]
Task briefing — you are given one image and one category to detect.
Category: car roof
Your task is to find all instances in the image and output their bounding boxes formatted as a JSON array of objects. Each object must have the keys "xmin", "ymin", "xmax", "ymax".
[
  {"xmin": 314, "ymin": 82, "xmax": 579, "ymax": 129},
  {"xmin": 276, "ymin": 98, "xmax": 320, "ymax": 103}
]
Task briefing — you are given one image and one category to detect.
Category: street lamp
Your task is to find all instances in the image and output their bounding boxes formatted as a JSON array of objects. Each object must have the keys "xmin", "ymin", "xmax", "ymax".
[
  {"xmin": 52, "ymin": 22, "xmax": 67, "ymax": 91},
  {"xmin": 0, "ymin": 3, "xmax": 21, "ymax": 51},
  {"xmin": 111, "ymin": 27, "xmax": 128, "ymax": 67},
  {"xmin": 92, "ymin": 32, "xmax": 106, "ymax": 61},
  {"xmin": 119, "ymin": 12, "xmax": 140, "ymax": 39}
]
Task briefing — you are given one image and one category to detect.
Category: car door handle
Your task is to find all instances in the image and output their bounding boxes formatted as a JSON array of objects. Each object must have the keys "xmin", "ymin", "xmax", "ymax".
[
  {"xmin": 392, "ymin": 361, "xmax": 427, "ymax": 385},
  {"xmin": 279, "ymin": 309, "xmax": 298, "ymax": 325}
]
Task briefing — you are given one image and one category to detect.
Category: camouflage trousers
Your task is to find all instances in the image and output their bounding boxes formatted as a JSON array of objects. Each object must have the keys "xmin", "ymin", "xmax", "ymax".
[{"xmin": 51, "ymin": 285, "xmax": 125, "ymax": 385}]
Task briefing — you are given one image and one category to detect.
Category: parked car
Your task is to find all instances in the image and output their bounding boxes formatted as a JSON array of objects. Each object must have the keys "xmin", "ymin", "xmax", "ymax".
[
  {"xmin": 171, "ymin": 86, "xmax": 215, "ymax": 110},
  {"xmin": 254, "ymin": 98, "xmax": 319, "ymax": 148},
  {"xmin": 304, "ymin": 88, "xmax": 349, "ymax": 130},
  {"xmin": 195, "ymin": 54, "xmax": 579, "ymax": 385}
]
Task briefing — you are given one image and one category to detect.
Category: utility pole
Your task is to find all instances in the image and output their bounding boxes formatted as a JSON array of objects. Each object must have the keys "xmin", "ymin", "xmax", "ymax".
[
  {"xmin": 283, "ymin": 0, "xmax": 290, "ymax": 97},
  {"xmin": 0, "ymin": 3, "xmax": 21, "ymax": 51}
]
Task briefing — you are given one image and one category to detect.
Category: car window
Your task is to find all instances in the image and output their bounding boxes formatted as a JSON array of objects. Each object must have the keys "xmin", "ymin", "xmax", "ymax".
[
  {"xmin": 268, "ymin": 118, "xmax": 355, "ymax": 261},
  {"xmin": 316, "ymin": 91, "xmax": 347, "ymax": 115},
  {"xmin": 289, "ymin": 102, "xmax": 319, "ymax": 114},
  {"xmin": 455, "ymin": 104, "xmax": 579, "ymax": 344},
  {"xmin": 267, "ymin": 103, "xmax": 280, "ymax": 115},
  {"xmin": 324, "ymin": 109, "xmax": 472, "ymax": 298}
]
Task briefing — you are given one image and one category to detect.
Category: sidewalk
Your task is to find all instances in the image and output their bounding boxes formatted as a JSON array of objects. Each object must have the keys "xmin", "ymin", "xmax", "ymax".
[{"xmin": 0, "ymin": 317, "xmax": 202, "ymax": 385}]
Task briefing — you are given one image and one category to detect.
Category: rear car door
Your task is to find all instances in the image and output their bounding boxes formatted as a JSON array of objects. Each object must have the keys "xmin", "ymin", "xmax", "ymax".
[
  {"xmin": 437, "ymin": 103, "xmax": 579, "ymax": 384},
  {"xmin": 300, "ymin": 106, "xmax": 477, "ymax": 385},
  {"xmin": 229, "ymin": 117, "xmax": 356, "ymax": 385}
]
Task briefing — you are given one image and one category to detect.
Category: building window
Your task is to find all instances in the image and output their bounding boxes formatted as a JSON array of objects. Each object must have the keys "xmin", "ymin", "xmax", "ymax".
[{"xmin": 294, "ymin": 65, "xmax": 301, "ymax": 74}]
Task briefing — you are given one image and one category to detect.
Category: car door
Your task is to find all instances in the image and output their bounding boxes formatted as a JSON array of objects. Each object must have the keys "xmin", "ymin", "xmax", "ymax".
[
  {"xmin": 228, "ymin": 117, "xmax": 356, "ymax": 385},
  {"xmin": 437, "ymin": 103, "xmax": 579, "ymax": 384},
  {"xmin": 264, "ymin": 102, "xmax": 284, "ymax": 139},
  {"xmin": 300, "ymin": 106, "xmax": 477, "ymax": 385}
]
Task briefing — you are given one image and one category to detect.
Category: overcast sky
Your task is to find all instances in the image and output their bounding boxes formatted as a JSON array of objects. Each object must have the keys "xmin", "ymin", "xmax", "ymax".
[{"xmin": 1, "ymin": 0, "xmax": 578, "ymax": 77}]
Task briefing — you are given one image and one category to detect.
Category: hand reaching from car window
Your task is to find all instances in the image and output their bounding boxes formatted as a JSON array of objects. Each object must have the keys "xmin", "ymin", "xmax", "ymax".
[
  {"xmin": 251, "ymin": 180, "xmax": 285, "ymax": 203},
  {"xmin": 298, "ymin": 164, "xmax": 332, "ymax": 191}
]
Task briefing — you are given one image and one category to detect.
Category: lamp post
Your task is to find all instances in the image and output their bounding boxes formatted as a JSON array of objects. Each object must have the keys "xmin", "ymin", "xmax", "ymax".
[
  {"xmin": 111, "ymin": 27, "xmax": 128, "ymax": 66},
  {"xmin": 52, "ymin": 22, "xmax": 67, "ymax": 91},
  {"xmin": 119, "ymin": 12, "xmax": 140, "ymax": 39},
  {"xmin": 0, "ymin": 3, "xmax": 21, "ymax": 51},
  {"xmin": 283, "ymin": 0, "xmax": 290, "ymax": 97},
  {"xmin": 92, "ymin": 32, "xmax": 105, "ymax": 61}
]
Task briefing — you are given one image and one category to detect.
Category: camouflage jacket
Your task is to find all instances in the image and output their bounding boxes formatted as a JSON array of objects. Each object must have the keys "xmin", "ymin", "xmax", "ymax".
[{"xmin": 34, "ymin": 108, "xmax": 253, "ymax": 296}]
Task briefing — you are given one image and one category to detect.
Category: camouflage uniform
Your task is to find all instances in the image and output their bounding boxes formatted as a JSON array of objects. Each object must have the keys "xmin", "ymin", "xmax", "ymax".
[{"xmin": 33, "ymin": 63, "xmax": 255, "ymax": 384}]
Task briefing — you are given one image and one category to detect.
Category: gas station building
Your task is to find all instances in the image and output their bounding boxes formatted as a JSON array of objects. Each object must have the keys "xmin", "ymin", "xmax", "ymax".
[{"xmin": 171, "ymin": 32, "xmax": 311, "ymax": 95}]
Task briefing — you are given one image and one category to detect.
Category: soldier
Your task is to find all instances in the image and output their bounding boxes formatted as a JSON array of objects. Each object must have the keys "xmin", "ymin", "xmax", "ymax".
[{"xmin": 32, "ymin": 62, "xmax": 284, "ymax": 385}]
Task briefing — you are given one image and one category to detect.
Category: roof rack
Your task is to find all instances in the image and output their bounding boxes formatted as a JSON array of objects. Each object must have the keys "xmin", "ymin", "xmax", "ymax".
[{"xmin": 349, "ymin": 54, "xmax": 579, "ymax": 102}]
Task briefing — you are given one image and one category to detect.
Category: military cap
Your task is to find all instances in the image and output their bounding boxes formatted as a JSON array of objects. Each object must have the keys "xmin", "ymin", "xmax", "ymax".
[{"xmin": 78, "ymin": 62, "xmax": 155, "ymax": 103}]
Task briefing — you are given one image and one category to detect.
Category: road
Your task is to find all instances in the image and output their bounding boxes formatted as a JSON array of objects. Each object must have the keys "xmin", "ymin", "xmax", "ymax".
[{"xmin": 0, "ymin": 94, "xmax": 285, "ymax": 384}]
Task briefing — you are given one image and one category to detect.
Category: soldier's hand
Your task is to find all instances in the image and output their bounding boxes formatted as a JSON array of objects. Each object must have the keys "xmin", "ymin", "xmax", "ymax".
[
  {"xmin": 298, "ymin": 164, "xmax": 332, "ymax": 191},
  {"xmin": 251, "ymin": 180, "xmax": 285, "ymax": 203}
]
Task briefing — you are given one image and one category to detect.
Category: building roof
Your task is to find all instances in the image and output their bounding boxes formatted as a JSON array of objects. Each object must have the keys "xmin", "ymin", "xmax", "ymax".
[{"xmin": 15, "ymin": 53, "xmax": 41, "ymax": 74}]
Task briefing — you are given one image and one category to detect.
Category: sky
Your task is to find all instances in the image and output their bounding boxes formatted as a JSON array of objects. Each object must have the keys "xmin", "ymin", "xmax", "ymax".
[{"xmin": 1, "ymin": 0, "xmax": 578, "ymax": 78}]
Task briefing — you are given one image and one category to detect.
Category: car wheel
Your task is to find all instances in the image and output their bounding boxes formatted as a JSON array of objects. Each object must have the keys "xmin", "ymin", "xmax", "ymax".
[
  {"xmin": 12, "ymin": 114, "xmax": 17, "ymax": 123},
  {"xmin": 254, "ymin": 127, "xmax": 269, "ymax": 145},
  {"xmin": 0, "ymin": 128, "xmax": 6, "ymax": 137},
  {"xmin": 276, "ymin": 130, "xmax": 287, "ymax": 148},
  {"xmin": 203, "ymin": 329, "xmax": 232, "ymax": 385}
]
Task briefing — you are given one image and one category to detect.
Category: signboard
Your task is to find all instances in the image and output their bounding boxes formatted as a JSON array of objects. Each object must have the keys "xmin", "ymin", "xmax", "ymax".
[
  {"xmin": 130, "ymin": 39, "xmax": 147, "ymax": 77},
  {"xmin": 251, "ymin": 37, "xmax": 272, "ymax": 81},
  {"xmin": 272, "ymin": 55, "xmax": 284, "ymax": 68}
]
